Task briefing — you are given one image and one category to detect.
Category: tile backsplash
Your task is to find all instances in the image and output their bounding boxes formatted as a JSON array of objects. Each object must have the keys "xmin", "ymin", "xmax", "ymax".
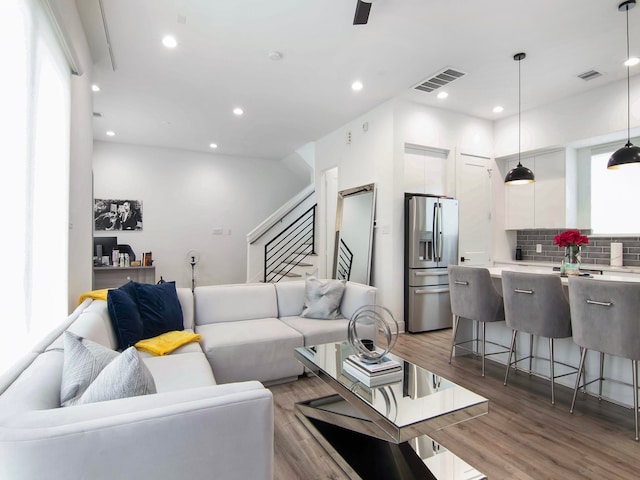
[{"xmin": 516, "ymin": 229, "xmax": 640, "ymax": 267}]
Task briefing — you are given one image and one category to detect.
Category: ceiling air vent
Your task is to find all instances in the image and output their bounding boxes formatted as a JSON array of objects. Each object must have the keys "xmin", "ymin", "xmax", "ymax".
[
  {"xmin": 577, "ymin": 69, "xmax": 602, "ymax": 81},
  {"xmin": 413, "ymin": 67, "xmax": 467, "ymax": 93}
]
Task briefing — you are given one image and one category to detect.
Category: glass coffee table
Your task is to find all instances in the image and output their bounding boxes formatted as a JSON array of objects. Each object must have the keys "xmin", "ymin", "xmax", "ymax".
[{"xmin": 294, "ymin": 342, "xmax": 488, "ymax": 480}]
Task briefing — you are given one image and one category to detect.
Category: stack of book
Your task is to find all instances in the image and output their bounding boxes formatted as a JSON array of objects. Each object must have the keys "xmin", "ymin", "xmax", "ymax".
[{"xmin": 342, "ymin": 354, "xmax": 403, "ymax": 387}]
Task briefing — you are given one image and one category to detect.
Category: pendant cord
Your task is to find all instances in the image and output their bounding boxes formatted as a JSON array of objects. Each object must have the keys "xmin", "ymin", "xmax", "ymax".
[
  {"xmin": 626, "ymin": 5, "xmax": 631, "ymax": 144},
  {"xmin": 518, "ymin": 57, "xmax": 522, "ymax": 165}
]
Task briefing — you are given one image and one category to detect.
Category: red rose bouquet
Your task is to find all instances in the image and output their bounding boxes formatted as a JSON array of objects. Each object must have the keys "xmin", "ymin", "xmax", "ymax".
[
  {"xmin": 554, "ymin": 230, "xmax": 588, "ymax": 272},
  {"xmin": 553, "ymin": 230, "xmax": 589, "ymax": 248}
]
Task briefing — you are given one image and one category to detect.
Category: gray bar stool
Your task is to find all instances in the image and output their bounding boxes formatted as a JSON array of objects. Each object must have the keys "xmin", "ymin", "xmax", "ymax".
[
  {"xmin": 501, "ymin": 271, "xmax": 575, "ymax": 405},
  {"xmin": 448, "ymin": 266, "xmax": 508, "ymax": 377},
  {"xmin": 567, "ymin": 277, "xmax": 640, "ymax": 441}
]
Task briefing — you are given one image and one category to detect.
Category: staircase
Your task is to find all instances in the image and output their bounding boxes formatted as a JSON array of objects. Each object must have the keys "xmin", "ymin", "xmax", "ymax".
[
  {"xmin": 264, "ymin": 205, "xmax": 316, "ymax": 283},
  {"xmin": 246, "ymin": 185, "xmax": 318, "ymax": 283}
]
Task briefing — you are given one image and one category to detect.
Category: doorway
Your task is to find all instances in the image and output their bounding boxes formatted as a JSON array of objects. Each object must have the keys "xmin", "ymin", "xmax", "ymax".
[{"xmin": 457, "ymin": 153, "xmax": 492, "ymax": 266}]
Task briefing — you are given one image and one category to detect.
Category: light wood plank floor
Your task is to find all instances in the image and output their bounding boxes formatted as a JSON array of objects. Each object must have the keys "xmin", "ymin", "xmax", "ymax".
[{"xmin": 269, "ymin": 329, "xmax": 640, "ymax": 480}]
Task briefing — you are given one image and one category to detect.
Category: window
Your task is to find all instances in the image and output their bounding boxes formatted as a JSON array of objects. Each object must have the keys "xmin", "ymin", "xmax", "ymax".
[
  {"xmin": 590, "ymin": 137, "xmax": 640, "ymax": 235},
  {"xmin": 0, "ymin": 0, "xmax": 70, "ymax": 375}
]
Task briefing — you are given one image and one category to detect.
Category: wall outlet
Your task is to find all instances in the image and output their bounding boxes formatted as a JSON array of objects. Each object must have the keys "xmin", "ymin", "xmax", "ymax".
[{"xmin": 536, "ymin": 244, "xmax": 542, "ymax": 253}]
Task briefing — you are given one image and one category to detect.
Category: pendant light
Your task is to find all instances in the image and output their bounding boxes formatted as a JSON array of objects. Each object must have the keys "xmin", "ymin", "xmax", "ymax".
[
  {"xmin": 608, "ymin": 0, "xmax": 640, "ymax": 169},
  {"xmin": 504, "ymin": 52, "xmax": 535, "ymax": 185}
]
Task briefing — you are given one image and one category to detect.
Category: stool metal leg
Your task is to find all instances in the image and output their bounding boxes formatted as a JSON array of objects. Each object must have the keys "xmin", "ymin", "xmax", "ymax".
[
  {"xmin": 633, "ymin": 359, "xmax": 638, "ymax": 441},
  {"xmin": 599, "ymin": 352, "xmax": 605, "ymax": 400},
  {"xmin": 549, "ymin": 338, "xmax": 555, "ymax": 405},
  {"xmin": 449, "ymin": 315, "xmax": 459, "ymax": 364},
  {"xmin": 504, "ymin": 329, "xmax": 517, "ymax": 386},
  {"xmin": 481, "ymin": 321, "xmax": 486, "ymax": 377},
  {"xmin": 529, "ymin": 334, "xmax": 534, "ymax": 375},
  {"xmin": 571, "ymin": 347, "xmax": 588, "ymax": 414}
]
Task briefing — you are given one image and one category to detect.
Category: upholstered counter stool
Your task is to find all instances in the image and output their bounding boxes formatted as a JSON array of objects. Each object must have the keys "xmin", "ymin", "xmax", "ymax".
[
  {"xmin": 501, "ymin": 271, "xmax": 576, "ymax": 405},
  {"xmin": 568, "ymin": 277, "xmax": 640, "ymax": 441},
  {"xmin": 448, "ymin": 265, "xmax": 508, "ymax": 377}
]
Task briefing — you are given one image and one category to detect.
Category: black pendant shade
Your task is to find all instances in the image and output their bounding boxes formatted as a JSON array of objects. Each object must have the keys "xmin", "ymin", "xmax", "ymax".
[
  {"xmin": 608, "ymin": 0, "xmax": 639, "ymax": 169},
  {"xmin": 504, "ymin": 162, "xmax": 535, "ymax": 184},
  {"xmin": 607, "ymin": 142, "xmax": 640, "ymax": 168},
  {"xmin": 504, "ymin": 52, "xmax": 535, "ymax": 185}
]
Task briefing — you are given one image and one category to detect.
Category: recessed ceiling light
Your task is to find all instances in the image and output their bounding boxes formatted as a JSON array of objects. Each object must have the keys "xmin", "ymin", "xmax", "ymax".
[
  {"xmin": 493, "ymin": 105, "xmax": 504, "ymax": 113},
  {"xmin": 162, "ymin": 35, "xmax": 178, "ymax": 48},
  {"xmin": 106, "ymin": 131, "xmax": 115, "ymax": 137},
  {"xmin": 625, "ymin": 56, "xmax": 640, "ymax": 67},
  {"xmin": 209, "ymin": 143, "xmax": 218, "ymax": 149},
  {"xmin": 233, "ymin": 107, "xmax": 244, "ymax": 116},
  {"xmin": 436, "ymin": 91, "xmax": 448, "ymax": 99},
  {"xmin": 91, "ymin": 84, "xmax": 100, "ymax": 92},
  {"xmin": 351, "ymin": 81, "xmax": 363, "ymax": 91}
]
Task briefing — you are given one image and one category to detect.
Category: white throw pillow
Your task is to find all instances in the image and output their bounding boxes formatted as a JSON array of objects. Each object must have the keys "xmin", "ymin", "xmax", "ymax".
[
  {"xmin": 60, "ymin": 332, "xmax": 119, "ymax": 407},
  {"xmin": 76, "ymin": 347, "xmax": 157, "ymax": 405},
  {"xmin": 301, "ymin": 276, "xmax": 347, "ymax": 320}
]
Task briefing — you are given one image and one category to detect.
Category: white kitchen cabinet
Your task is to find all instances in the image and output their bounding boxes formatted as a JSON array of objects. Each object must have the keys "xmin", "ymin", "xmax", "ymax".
[{"xmin": 504, "ymin": 148, "xmax": 577, "ymax": 230}]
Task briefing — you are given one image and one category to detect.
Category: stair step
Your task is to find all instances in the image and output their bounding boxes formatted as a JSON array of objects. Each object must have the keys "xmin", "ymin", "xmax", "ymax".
[
  {"xmin": 273, "ymin": 270, "xmax": 302, "ymax": 278},
  {"xmin": 283, "ymin": 261, "xmax": 313, "ymax": 267}
]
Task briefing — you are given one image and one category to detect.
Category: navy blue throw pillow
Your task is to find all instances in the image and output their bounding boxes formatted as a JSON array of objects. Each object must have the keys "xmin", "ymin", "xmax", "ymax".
[
  {"xmin": 107, "ymin": 282, "xmax": 144, "ymax": 350},
  {"xmin": 134, "ymin": 281, "xmax": 184, "ymax": 339}
]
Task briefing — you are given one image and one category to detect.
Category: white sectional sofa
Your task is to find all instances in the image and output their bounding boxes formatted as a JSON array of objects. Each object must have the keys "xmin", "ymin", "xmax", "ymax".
[
  {"xmin": 195, "ymin": 280, "xmax": 377, "ymax": 384},
  {"xmin": 0, "ymin": 279, "xmax": 376, "ymax": 480}
]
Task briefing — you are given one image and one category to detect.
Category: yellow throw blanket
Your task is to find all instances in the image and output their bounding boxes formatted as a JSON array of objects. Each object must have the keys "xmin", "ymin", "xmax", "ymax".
[
  {"xmin": 135, "ymin": 331, "xmax": 202, "ymax": 356},
  {"xmin": 78, "ymin": 289, "xmax": 110, "ymax": 305}
]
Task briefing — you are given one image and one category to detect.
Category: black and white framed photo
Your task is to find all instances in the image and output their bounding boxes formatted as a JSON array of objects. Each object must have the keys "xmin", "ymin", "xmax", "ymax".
[{"xmin": 94, "ymin": 199, "xmax": 143, "ymax": 231}]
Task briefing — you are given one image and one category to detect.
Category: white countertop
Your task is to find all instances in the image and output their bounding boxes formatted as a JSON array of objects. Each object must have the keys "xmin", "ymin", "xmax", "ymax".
[
  {"xmin": 489, "ymin": 262, "xmax": 640, "ymax": 283},
  {"xmin": 495, "ymin": 259, "xmax": 640, "ymax": 275}
]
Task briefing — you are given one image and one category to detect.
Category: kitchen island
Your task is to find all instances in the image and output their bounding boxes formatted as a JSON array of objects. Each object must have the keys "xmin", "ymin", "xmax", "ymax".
[{"xmin": 455, "ymin": 261, "xmax": 640, "ymax": 408}]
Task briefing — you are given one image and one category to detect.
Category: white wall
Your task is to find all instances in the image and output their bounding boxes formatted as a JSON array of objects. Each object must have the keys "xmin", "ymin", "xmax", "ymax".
[
  {"xmin": 53, "ymin": 0, "xmax": 94, "ymax": 313},
  {"xmin": 315, "ymin": 99, "xmax": 494, "ymax": 329},
  {"xmin": 494, "ymin": 75, "xmax": 640, "ymax": 156},
  {"xmin": 93, "ymin": 142, "xmax": 307, "ymax": 288}
]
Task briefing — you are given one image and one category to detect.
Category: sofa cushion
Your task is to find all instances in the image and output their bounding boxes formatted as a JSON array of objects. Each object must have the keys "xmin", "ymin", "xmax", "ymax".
[
  {"xmin": 195, "ymin": 283, "xmax": 278, "ymax": 325},
  {"xmin": 274, "ymin": 281, "xmax": 305, "ymax": 317},
  {"xmin": 76, "ymin": 347, "xmax": 156, "ymax": 405},
  {"xmin": 135, "ymin": 281, "xmax": 184, "ymax": 339},
  {"xmin": 107, "ymin": 282, "xmax": 144, "ymax": 349},
  {"xmin": 197, "ymin": 318, "xmax": 304, "ymax": 383},
  {"xmin": 143, "ymin": 352, "xmax": 216, "ymax": 392},
  {"xmin": 301, "ymin": 277, "xmax": 346, "ymax": 319},
  {"xmin": 60, "ymin": 332, "xmax": 119, "ymax": 407}
]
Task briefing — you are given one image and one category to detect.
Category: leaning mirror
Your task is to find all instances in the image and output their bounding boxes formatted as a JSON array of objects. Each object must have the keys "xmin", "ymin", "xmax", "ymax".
[{"xmin": 333, "ymin": 183, "xmax": 376, "ymax": 285}]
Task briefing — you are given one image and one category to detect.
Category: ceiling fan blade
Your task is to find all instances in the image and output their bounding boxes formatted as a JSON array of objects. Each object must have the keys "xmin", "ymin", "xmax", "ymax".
[{"xmin": 353, "ymin": 0, "xmax": 372, "ymax": 25}]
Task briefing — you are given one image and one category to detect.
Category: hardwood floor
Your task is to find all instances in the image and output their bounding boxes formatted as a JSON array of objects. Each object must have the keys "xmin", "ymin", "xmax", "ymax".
[{"xmin": 268, "ymin": 329, "xmax": 640, "ymax": 479}]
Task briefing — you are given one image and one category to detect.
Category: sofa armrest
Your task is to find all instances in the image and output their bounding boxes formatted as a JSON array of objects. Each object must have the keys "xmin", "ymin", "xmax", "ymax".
[{"xmin": 0, "ymin": 382, "xmax": 273, "ymax": 480}]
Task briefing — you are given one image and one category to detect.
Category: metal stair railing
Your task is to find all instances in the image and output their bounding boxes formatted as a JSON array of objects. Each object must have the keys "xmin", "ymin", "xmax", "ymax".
[
  {"xmin": 336, "ymin": 238, "xmax": 353, "ymax": 281},
  {"xmin": 264, "ymin": 204, "xmax": 316, "ymax": 283}
]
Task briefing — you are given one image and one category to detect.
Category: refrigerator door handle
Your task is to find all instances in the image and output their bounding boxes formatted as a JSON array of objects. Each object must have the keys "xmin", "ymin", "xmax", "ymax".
[
  {"xmin": 437, "ymin": 203, "xmax": 444, "ymax": 262},
  {"xmin": 431, "ymin": 202, "xmax": 438, "ymax": 262},
  {"xmin": 414, "ymin": 287, "xmax": 450, "ymax": 294}
]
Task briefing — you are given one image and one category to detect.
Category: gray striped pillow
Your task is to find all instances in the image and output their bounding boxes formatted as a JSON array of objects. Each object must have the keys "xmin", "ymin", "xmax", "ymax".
[
  {"xmin": 76, "ymin": 347, "xmax": 156, "ymax": 405},
  {"xmin": 61, "ymin": 332, "xmax": 119, "ymax": 407}
]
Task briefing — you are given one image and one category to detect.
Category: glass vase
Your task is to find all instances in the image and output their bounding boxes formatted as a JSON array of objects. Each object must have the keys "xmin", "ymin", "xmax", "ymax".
[{"xmin": 563, "ymin": 245, "xmax": 581, "ymax": 276}]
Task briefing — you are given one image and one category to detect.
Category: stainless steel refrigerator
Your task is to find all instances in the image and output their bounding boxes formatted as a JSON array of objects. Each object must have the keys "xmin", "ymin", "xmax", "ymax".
[{"xmin": 404, "ymin": 193, "xmax": 459, "ymax": 333}]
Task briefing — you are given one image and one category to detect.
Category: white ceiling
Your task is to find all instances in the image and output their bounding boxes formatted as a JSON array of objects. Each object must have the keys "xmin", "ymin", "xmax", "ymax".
[{"xmin": 79, "ymin": 0, "xmax": 640, "ymax": 160}]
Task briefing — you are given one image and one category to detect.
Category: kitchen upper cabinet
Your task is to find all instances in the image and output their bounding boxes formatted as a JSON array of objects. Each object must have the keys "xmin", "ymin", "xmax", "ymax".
[
  {"xmin": 403, "ymin": 145, "xmax": 450, "ymax": 196},
  {"xmin": 504, "ymin": 149, "xmax": 577, "ymax": 230}
]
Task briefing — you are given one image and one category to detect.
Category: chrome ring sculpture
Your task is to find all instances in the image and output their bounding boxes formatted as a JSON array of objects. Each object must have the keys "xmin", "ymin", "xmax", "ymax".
[{"xmin": 347, "ymin": 305, "xmax": 399, "ymax": 362}]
